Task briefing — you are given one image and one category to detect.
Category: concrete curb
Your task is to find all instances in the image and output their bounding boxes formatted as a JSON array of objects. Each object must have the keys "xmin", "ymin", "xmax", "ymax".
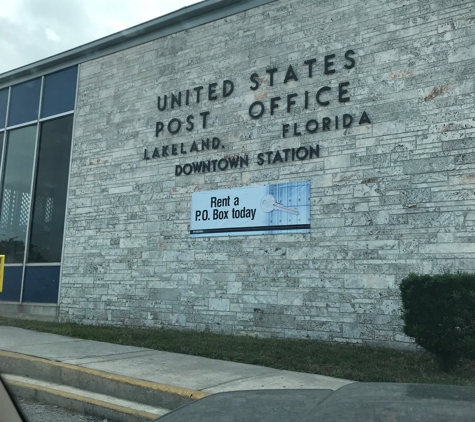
[
  {"xmin": 0, "ymin": 350, "xmax": 207, "ymax": 399},
  {"xmin": 4, "ymin": 374, "xmax": 165, "ymax": 422},
  {"xmin": 0, "ymin": 350, "xmax": 209, "ymax": 419}
]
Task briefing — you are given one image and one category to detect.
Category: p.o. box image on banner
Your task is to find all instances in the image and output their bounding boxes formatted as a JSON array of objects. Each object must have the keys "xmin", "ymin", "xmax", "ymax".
[{"xmin": 190, "ymin": 181, "xmax": 310, "ymax": 237}]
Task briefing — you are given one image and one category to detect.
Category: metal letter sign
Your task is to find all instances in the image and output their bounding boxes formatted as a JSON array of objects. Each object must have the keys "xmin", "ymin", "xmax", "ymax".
[{"xmin": 190, "ymin": 181, "xmax": 310, "ymax": 237}]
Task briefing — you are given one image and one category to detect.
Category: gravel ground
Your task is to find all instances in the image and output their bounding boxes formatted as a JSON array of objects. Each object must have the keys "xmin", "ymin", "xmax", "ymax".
[{"xmin": 16, "ymin": 398, "xmax": 116, "ymax": 422}]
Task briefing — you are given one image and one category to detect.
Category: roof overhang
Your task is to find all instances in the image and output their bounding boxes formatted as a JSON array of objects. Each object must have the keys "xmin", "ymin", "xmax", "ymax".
[{"xmin": 0, "ymin": 0, "xmax": 277, "ymax": 88}]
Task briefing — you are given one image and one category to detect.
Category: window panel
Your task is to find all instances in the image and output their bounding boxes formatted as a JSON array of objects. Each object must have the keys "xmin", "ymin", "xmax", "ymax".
[
  {"xmin": 28, "ymin": 116, "xmax": 73, "ymax": 263},
  {"xmin": 0, "ymin": 135, "xmax": 3, "ymax": 170},
  {"xmin": 8, "ymin": 78, "xmax": 41, "ymax": 127},
  {"xmin": 0, "ymin": 69, "xmax": 77, "ymax": 304},
  {"xmin": 0, "ymin": 89, "xmax": 8, "ymax": 129},
  {"xmin": 41, "ymin": 66, "xmax": 78, "ymax": 118},
  {"xmin": 0, "ymin": 266, "xmax": 22, "ymax": 302},
  {"xmin": 0, "ymin": 125, "xmax": 37, "ymax": 263},
  {"xmin": 22, "ymin": 266, "xmax": 60, "ymax": 303}
]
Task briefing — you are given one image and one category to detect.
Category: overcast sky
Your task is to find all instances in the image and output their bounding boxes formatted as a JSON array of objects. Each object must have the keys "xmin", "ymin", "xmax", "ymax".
[{"xmin": 0, "ymin": 0, "xmax": 201, "ymax": 74}]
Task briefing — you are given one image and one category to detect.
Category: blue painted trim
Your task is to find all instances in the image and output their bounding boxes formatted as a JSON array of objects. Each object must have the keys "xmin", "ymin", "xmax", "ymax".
[
  {"xmin": 0, "ymin": 267, "xmax": 22, "ymax": 302},
  {"xmin": 22, "ymin": 266, "xmax": 60, "ymax": 304}
]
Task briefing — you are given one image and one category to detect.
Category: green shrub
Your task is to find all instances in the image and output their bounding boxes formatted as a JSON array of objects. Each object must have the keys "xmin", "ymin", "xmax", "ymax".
[{"xmin": 400, "ymin": 273, "xmax": 475, "ymax": 370}]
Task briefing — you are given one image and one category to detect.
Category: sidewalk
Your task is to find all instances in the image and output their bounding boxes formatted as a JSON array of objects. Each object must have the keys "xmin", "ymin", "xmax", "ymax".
[
  {"xmin": 0, "ymin": 326, "xmax": 351, "ymax": 393},
  {"xmin": 1, "ymin": 326, "xmax": 474, "ymax": 421}
]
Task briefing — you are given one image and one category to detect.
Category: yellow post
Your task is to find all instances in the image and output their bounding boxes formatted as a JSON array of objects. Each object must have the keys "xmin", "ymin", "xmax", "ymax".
[{"xmin": 0, "ymin": 255, "xmax": 4, "ymax": 293}]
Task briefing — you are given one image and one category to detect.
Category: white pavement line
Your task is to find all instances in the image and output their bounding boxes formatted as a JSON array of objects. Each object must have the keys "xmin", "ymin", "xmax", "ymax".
[{"xmin": 3, "ymin": 374, "xmax": 169, "ymax": 419}]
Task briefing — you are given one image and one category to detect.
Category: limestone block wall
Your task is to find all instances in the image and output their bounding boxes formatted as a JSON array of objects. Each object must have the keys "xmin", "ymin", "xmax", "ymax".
[{"xmin": 60, "ymin": 0, "xmax": 475, "ymax": 347}]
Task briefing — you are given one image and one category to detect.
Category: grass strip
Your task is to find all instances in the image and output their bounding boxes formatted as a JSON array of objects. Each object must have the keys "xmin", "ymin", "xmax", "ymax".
[{"xmin": 0, "ymin": 316, "xmax": 473, "ymax": 386}]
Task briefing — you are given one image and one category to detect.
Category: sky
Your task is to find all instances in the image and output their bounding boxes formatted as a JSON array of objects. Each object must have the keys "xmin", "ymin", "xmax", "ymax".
[{"xmin": 0, "ymin": 0, "xmax": 201, "ymax": 74}]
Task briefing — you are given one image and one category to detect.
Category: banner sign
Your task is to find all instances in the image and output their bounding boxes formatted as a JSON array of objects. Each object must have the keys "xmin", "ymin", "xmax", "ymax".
[{"xmin": 190, "ymin": 181, "xmax": 310, "ymax": 237}]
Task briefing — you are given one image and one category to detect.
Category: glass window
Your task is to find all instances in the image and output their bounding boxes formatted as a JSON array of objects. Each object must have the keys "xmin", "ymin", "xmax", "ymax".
[
  {"xmin": 28, "ymin": 116, "xmax": 73, "ymax": 263},
  {"xmin": 0, "ymin": 89, "xmax": 8, "ymax": 129},
  {"xmin": 0, "ymin": 125, "xmax": 37, "ymax": 263},
  {"xmin": 8, "ymin": 78, "xmax": 41, "ymax": 127},
  {"xmin": 0, "ymin": 134, "xmax": 4, "ymax": 179},
  {"xmin": 41, "ymin": 66, "xmax": 78, "ymax": 118}
]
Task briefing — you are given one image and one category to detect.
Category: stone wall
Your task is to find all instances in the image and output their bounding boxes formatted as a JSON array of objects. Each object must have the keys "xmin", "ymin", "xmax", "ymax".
[{"xmin": 60, "ymin": 0, "xmax": 475, "ymax": 347}]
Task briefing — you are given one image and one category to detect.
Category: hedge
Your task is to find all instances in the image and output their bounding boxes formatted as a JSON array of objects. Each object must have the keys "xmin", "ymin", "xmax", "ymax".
[{"xmin": 400, "ymin": 273, "xmax": 475, "ymax": 369}]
